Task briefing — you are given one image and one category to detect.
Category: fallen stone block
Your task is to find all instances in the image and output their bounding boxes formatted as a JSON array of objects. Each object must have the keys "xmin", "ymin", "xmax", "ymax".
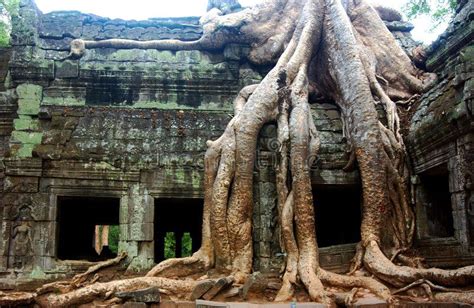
[{"xmin": 115, "ymin": 286, "xmax": 161, "ymax": 303}]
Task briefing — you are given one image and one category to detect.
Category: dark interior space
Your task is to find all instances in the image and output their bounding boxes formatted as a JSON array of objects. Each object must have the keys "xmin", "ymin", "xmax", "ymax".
[
  {"xmin": 57, "ymin": 196, "xmax": 120, "ymax": 261},
  {"xmin": 312, "ymin": 184, "xmax": 362, "ymax": 247},
  {"xmin": 154, "ymin": 198, "xmax": 203, "ymax": 263},
  {"xmin": 420, "ymin": 165, "xmax": 454, "ymax": 238}
]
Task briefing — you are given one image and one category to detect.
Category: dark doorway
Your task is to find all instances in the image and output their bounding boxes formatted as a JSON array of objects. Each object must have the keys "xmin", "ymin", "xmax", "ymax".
[
  {"xmin": 313, "ymin": 185, "xmax": 362, "ymax": 247},
  {"xmin": 154, "ymin": 198, "xmax": 203, "ymax": 263},
  {"xmin": 57, "ymin": 196, "xmax": 120, "ymax": 261},
  {"xmin": 419, "ymin": 164, "xmax": 454, "ymax": 238}
]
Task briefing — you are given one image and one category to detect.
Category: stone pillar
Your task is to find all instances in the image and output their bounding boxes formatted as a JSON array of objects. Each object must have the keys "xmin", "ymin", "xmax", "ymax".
[
  {"xmin": 119, "ymin": 184, "xmax": 154, "ymax": 273},
  {"xmin": 252, "ymin": 124, "xmax": 281, "ymax": 272}
]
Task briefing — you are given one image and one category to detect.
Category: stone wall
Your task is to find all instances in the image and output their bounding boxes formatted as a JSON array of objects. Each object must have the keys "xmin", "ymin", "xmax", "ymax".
[
  {"xmin": 0, "ymin": 0, "xmax": 471, "ymax": 282},
  {"xmin": 0, "ymin": 0, "xmax": 363, "ymax": 279},
  {"xmin": 407, "ymin": 0, "xmax": 474, "ymax": 267}
]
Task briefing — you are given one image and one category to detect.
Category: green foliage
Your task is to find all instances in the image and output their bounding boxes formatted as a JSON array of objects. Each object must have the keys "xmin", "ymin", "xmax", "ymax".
[
  {"xmin": 0, "ymin": 0, "xmax": 19, "ymax": 47},
  {"xmin": 163, "ymin": 232, "xmax": 193, "ymax": 259},
  {"xmin": 181, "ymin": 232, "xmax": 192, "ymax": 257},
  {"xmin": 403, "ymin": 0, "xmax": 456, "ymax": 29},
  {"xmin": 0, "ymin": 22, "xmax": 8, "ymax": 47},
  {"xmin": 164, "ymin": 232, "xmax": 176, "ymax": 259},
  {"xmin": 108, "ymin": 225, "xmax": 120, "ymax": 254},
  {"xmin": 1, "ymin": 0, "xmax": 19, "ymax": 15}
]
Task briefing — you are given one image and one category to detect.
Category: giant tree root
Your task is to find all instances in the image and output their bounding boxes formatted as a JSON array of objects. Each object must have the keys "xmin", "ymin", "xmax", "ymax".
[
  {"xmin": 35, "ymin": 251, "xmax": 128, "ymax": 296},
  {"xmin": 37, "ymin": 277, "xmax": 199, "ymax": 307},
  {"xmin": 6, "ymin": 0, "xmax": 473, "ymax": 306}
]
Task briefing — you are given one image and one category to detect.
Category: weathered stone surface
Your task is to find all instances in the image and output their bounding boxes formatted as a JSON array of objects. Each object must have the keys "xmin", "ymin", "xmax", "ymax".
[
  {"xmin": 176, "ymin": 301, "xmax": 196, "ymax": 308},
  {"xmin": 191, "ymin": 280, "xmax": 215, "ymax": 300},
  {"xmin": 4, "ymin": 176, "xmax": 38, "ymax": 193},
  {"xmin": 54, "ymin": 60, "xmax": 79, "ymax": 78},
  {"xmin": 0, "ymin": 0, "xmax": 471, "ymax": 281},
  {"xmin": 202, "ymin": 277, "xmax": 234, "ymax": 300},
  {"xmin": 239, "ymin": 272, "xmax": 261, "ymax": 300},
  {"xmin": 384, "ymin": 21, "xmax": 414, "ymax": 32},
  {"xmin": 115, "ymin": 286, "xmax": 161, "ymax": 303}
]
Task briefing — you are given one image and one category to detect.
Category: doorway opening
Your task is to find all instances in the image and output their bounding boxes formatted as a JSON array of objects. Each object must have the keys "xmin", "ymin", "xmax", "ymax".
[
  {"xmin": 312, "ymin": 185, "xmax": 362, "ymax": 247},
  {"xmin": 57, "ymin": 196, "xmax": 120, "ymax": 261},
  {"xmin": 419, "ymin": 164, "xmax": 454, "ymax": 238},
  {"xmin": 154, "ymin": 198, "xmax": 203, "ymax": 263}
]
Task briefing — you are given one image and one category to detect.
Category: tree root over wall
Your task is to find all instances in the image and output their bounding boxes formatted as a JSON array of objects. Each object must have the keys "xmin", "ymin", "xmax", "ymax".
[{"xmin": 4, "ymin": 0, "xmax": 473, "ymax": 306}]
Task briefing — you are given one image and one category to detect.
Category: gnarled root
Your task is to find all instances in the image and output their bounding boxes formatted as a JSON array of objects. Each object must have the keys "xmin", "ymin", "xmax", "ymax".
[
  {"xmin": 37, "ymin": 277, "xmax": 199, "ymax": 308},
  {"xmin": 146, "ymin": 252, "xmax": 211, "ymax": 278},
  {"xmin": 46, "ymin": 0, "xmax": 473, "ymax": 306},
  {"xmin": 36, "ymin": 252, "xmax": 128, "ymax": 296},
  {"xmin": 364, "ymin": 240, "xmax": 474, "ymax": 288}
]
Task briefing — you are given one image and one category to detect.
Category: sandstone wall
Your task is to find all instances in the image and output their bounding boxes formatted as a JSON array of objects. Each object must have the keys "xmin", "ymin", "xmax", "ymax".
[
  {"xmin": 0, "ymin": 0, "xmax": 360, "ymax": 279},
  {"xmin": 0, "ymin": 0, "xmax": 470, "ymax": 282},
  {"xmin": 407, "ymin": 0, "xmax": 474, "ymax": 267}
]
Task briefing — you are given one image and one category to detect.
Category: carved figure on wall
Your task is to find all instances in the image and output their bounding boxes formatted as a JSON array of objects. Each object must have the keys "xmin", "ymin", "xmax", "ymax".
[
  {"xmin": 10, "ymin": 205, "xmax": 34, "ymax": 270},
  {"xmin": 4, "ymin": 0, "xmax": 474, "ymax": 306}
]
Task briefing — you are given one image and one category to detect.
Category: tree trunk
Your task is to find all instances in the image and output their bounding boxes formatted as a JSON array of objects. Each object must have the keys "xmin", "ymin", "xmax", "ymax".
[{"xmin": 12, "ymin": 0, "xmax": 473, "ymax": 306}]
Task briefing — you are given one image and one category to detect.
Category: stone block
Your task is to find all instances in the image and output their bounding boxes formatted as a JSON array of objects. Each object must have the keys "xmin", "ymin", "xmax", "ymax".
[
  {"xmin": 259, "ymin": 242, "xmax": 271, "ymax": 258},
  {"xmin": 4, "ymin": 176, "xmax": 38, "ymax": 193},
  {"xmin": 129, "ymin": 223, "xmax": 153, "ymax": 241},
  {"xmin": 33, "ymin": 222, "xmax": 56, "ymax": 257},
  {"xmin": 196, "ymin": 300, "xmax": 228, "ymax": 308},
  {"xmin": 31, "ymin": 144, "xmax": 61, "ymax": 159},
  {"xmin": 42, "ymin": 129, "xmax": 72, "ymax": 145},
  {"xmin": 191, "ymin": 280, "xmax": 215, "ymax": 300},
  {"xmin": 16, "ymin": 84, "xmax": 42, "ymax": 100},
  {"xmin": 17, "ymin": 99, "xmax": 40, "ymax": 115},
  {"xmin": 13, "ymin": 117, "xmax": 40, "ymax": 131},
  {"xmin": 0, "ymin": 221, "xmax": 12, "ymax": 256},
  {"xmin": 116, "ymin": 286, "xmax": 161, "ymax": 303},
  {"xmin": 160, "ymin": 300, "xmax": 177, "ymax": 308},
  {"xmin": 13, "ymin": 143, "xmax": 36, "ymax": 158},
  {"xmin": 202, "ymin": 277, "xmax": 234, "ymax": 300},
  {"xmin": 127, "ymin": 255, "xmax": 154, "ymax": 273},
  {"xmin": 0, "ymin": 256, "xmax": 8, "ymax": 270},
  {"xmin": 38, "ymin": 37, "xmax": 73, "ymax": 51},
  {"xmin": 176, "ymin": 301, "xmax": 195, "ymax": 308},
  {"xmin": 120, "ymin": 197, "xmax": 129, "ymax": 224},
  {"xmin": 224, "ymin": 44, "xmax": 248, "ymax": 61},
  {"xmin": 11, "ymin": 131, "xmax": 43, "ymax": 144},
  {"xmin": 120, "ymin": 224, "xmax": 129, "ymax": 241},
  {"xmin": 54, "ymin": 60, "xmax": 79, "ymax": 79},
  {"xmin": 260, "ymin": 225, "xmax": 273, "ymax": 242},
  {"xmin": 320, "ymin": 252, "xmax": 343, "ymax": 267},
  {"xmin": 119, "ymin": 240, "xmax": 138, "ymax": 258},
  {"xmin": 39, "ymin": 11, "xmax": 84, "ymax": 38},
  {"xmin": 239, "ymin": 272, "xmax": 263, "ymax": 300},
  {"xmin": 138, "ymin": 241, "xmax": 154, "ymax": 259}
]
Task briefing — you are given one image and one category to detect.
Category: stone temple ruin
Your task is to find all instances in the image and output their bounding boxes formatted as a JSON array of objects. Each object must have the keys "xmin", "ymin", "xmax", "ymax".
[{"xmin": 0, "ymin": 0, "xmax": 472, "ymax": 303}]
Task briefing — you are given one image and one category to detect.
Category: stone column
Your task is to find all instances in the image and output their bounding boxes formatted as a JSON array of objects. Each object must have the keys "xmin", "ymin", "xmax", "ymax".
[{"xmin": 120, "ymin": 184, "xmax": 154, "ymax": 273}]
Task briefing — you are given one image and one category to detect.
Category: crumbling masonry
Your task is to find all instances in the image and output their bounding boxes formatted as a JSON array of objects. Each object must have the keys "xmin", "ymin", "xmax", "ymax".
[{"xmin": 0, "ymin": 0, "xmax": 472, "ymax": 284}]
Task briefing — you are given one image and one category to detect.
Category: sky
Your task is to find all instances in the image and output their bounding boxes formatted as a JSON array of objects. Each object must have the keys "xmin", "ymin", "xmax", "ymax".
[{"xmin": 34, "ymin": 0, "xmax": 447, "ymax": 43}]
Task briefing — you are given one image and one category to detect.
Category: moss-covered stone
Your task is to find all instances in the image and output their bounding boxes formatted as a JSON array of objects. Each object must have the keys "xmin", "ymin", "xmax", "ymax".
[
  {"xmin": 126, "ymin": 255, "xmax": 154, "ymax": 273},
  {"xmin": 119, "ymin": 240, "xmax": 138, "ymax": 258},
  {"xmin": 41, "ymin": 96, "xmax": 85, "ymax": 106},
  {"xmin": 11, "ymin": 131, "xmax": 43, "ymax": 144},
  {"xmin": 16, "ymin": 83, "xmax": 42, "ymax": 100},
  {"xmin": 15, "ymin": 143, "xmax": 36, "ymax": 157},
  {"xmin": 13, "ymin": 116, "xmax": 39, "ymax": 131},
  {"xmin": 29, "ymin": 266, "xmax": 47, "ymax": 279},
  {"xmin": 17, "ymin": 98, "xmax": 40, "ymax": 115}
]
